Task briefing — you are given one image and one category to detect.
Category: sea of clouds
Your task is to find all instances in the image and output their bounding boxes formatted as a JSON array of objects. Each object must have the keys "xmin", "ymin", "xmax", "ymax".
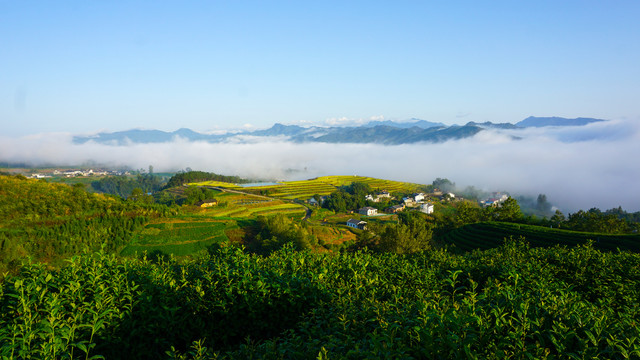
[{"xmin": 2, "ymin": 120, "xmax": 639, "ymax": 212}]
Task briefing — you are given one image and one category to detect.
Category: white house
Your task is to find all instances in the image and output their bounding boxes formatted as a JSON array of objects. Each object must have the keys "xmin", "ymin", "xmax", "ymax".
[
  {"xmin": 377, "ymin": 191, "xmax": 392, "ymax": 199},
  {"xmin": 420, "ymin": 203, "xmax": 434, "ymax": 214},
  {"xmin": 413, "ymin": 193, "xmax": 425, "ymax": 202},
  {"xmin": 346, "ymin": 219, "xmax": 367, "ymax": 230},
  {"xmin": 358, "ymin": 207, "xmax": 378, "ymax": 216}
]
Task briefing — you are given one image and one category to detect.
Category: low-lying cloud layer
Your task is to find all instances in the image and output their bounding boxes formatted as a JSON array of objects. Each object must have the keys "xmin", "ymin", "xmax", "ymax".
[{"xmin": 2, "ymin": 120, "xmax": 639, "ymax": 212}]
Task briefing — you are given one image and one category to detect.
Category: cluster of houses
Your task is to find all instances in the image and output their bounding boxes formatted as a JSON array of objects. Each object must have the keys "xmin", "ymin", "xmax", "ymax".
[
  {"xmin": 364, "ymin": 191, "xmax": 392, "ymax": 202},
  {"xmin": 345, "ymin": 191, "xmax": 437, "ymax": 230},
  {"xmin": 28, "ymin": 169, "xmax": 129, "ymax": 179},
  {"xmin": 400, "ymin": 192, "xmax": 434, "ymax": 214},
  {"xmin": 480, "ymin": 192, "xmax": 509, "ymax": 207}
]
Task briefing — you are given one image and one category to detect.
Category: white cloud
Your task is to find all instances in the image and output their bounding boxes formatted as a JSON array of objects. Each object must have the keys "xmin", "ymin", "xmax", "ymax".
[{"xmin": 1, "ymin": 120, "xmax": 639, "ymax": 212}]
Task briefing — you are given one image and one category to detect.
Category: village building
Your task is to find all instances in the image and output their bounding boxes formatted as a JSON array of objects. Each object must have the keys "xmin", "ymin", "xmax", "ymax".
[
  {"xmin": 195, "ymin": 199, "xmax": 218, "ymax": 208},
  {"xmin": 358, "ymin": 206, "xmax": 378, "ymax": 216},
  {"xmin": 420, "ymin": 203, "xmax": 434, "ymax": 214},
  {"xmin": 346, "ymin": 219, "xmax": 367, "ymax": 230},
  {"xmin": 386, "ymin": 204, "xmax": 405, "ymax": 213},
  {"xmin": 412, "ymin": 193, "xmax": 426, "ymax": 202},
  {"xmin": 480, "ymin": 192, "xmax": 509, "ymax": 207}
]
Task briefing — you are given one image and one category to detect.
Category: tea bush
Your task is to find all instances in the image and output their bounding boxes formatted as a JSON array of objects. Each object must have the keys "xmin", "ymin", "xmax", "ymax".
[{"xmin": 1, "ymin": 241, "xmax": 639, "ymax": 359}]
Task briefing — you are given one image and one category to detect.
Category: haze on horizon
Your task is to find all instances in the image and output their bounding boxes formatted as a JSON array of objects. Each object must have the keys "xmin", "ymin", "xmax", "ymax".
[{"xmin": 2, "ymin": 119, "xmax": 640, "ymax": 214}]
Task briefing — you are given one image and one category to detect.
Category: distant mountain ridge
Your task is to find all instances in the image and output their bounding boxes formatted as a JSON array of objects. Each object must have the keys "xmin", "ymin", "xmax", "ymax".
[
  {"xmin": 73, "ymin": 116, "xmax": 607, "ymax": 145},
  {"xmin": 516, "ymin": 116, "xmax": 605, "ymax": 127}
]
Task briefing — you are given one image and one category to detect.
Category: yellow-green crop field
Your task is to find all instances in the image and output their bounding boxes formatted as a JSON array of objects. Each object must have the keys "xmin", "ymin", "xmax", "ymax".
[
  {"xmin": 190, "ymin": 175, "xmax": 424, "ymax": 201},
  {"xmin": 186, "ymin": 180, "xmax": 242, "ymax": 189}
]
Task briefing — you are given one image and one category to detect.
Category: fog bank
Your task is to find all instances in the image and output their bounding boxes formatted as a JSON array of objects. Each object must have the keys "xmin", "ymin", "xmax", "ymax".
[{"xmin": 2, "ymin": 120, "xmax": 639, "ymax": 212}]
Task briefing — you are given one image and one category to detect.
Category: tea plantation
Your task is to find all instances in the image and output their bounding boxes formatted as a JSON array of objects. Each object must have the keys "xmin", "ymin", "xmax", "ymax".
[
  {"xmin": 1, "ymin": 241, "xmax": 639, "ymax": 359},
  {"xmin": 443, "ymin": 221, "xmax": 640, "ymax": 253}
]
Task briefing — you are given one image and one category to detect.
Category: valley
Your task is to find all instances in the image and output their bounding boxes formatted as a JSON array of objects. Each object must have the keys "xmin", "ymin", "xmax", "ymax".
[{"xmin": 1, "ymin": 172, "xmax": 639, "ymax": 359}]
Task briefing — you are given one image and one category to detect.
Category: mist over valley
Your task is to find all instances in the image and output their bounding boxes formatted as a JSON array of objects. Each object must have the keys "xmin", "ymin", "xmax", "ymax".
[{"xmin": 3, "ymin": 117, "xmax": 638, "ymax": 213}]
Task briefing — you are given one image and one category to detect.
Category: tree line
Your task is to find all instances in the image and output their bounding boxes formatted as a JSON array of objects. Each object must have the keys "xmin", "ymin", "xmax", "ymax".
[{"xmin": 164, "ymin": 171, "xmax": 251, "ymax": 189}]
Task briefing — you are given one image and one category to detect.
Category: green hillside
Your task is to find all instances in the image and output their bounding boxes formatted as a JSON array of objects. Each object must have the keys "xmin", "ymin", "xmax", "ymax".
[{"xmin": 0, "ymin": 175, "xmax": 174, "ymax": 274}]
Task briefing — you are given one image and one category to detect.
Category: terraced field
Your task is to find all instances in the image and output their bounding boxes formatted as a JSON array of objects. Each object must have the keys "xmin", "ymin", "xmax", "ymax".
[
  {"xmin": 443, "ymin": 221, "xmax": 640, "ymax": 253},
  {"xmin": 187, "ymin": 180, "xmax": 242, "ymax": 189},
  {"xmin": 314, "ymin": 175, "xmax": 423, "ymax": 193},
  {"xmin": 207, "ymin": 202, "xmax": 306, "ymax": 218},
  {"xmin": 191, "ymin": 175, "xmax": 424, "ymax": 201}
]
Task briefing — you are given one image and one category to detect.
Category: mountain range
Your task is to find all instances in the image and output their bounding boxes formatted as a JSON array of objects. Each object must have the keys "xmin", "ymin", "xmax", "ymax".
[{"xmin": 73, "ymin": 116, "xmax": 606, "ymax": 146}]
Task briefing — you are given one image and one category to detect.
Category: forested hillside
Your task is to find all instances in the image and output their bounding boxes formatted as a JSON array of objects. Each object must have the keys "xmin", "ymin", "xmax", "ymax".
[{"xmin": 0, "ymin": 175, "xmax": 174, "ymax": 274}]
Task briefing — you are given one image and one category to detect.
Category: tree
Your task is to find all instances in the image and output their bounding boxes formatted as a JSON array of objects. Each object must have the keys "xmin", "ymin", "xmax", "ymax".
[
  {"xmin": 550, "ymin": 210, "xmax": 565, "ymax": 228},
  {"xmin": 432, "ymin": 178, "xmax": 455, "ymax": 193},
  {"xmin": 377, "ymin": 212, "xmax": 433, "ymax": 254},
  {"xmin": 255, "ymin": 214, "xmax": 312, "ymax": 253},
  {"xmin": 489, "ymin": 197, "xmax": 523, "ymax": 222},
  {"xmin": 536, "ymin": 194, "xmax": 551, "ymax": 213},
  {"xmin": 455, "ymin": 201, "xmax": 481, "ymax": 227}
]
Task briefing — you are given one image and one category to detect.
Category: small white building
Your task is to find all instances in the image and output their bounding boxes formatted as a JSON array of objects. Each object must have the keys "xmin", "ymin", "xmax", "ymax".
[
  {"xmin": 346, "ymin": 219, "xmax": 367, "ymax": 230},
  {"xmin": 377, "ymin": 191, "xmax": 392, "ymax": 199},
  {"xmin": 358, "ymin": 207, "xmax": 378, "ymax": 216},
  {"xmin": 420, "ymin": 203, "xmax": 434, "ymax": 214},
  {"xmin": 413, "ymin": 193, "xmax": 426, "ymax": 202}
]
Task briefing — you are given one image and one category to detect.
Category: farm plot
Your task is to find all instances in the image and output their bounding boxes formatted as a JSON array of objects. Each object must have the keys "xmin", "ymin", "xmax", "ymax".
[
  {"xmin": 244, "ymin": 180, "xmax": 336, "ymax": 199},
  {"xmin": 187, "ymin": 180, "xmax": 242, "ymax": 189},
  {"xmin": 198, "ymin": 194, "xmax": 307, "ymax": 219},
  {"xmin": 121, "ymin": 220, "xmax": 231, "ymax": 256},
  {"xmin": 241, "ymin": 175, "xmax": 424, "ymax": 200},
  {"xmin": 443, "ymin": 221, "xmax": 640, "ymax": 253},
  {"xmin": 314, "ymin": 175, "xmax": 423, "ymax": 193}
]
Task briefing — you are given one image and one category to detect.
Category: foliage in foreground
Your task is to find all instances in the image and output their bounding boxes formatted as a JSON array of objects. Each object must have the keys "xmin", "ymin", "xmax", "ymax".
[{"xmin": 1, "ymin": 240, "xmax": 639, "ymax": 359}]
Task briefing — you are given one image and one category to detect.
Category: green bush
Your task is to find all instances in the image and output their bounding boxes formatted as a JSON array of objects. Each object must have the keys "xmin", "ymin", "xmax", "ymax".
[{"xmin": 2, "ymin": 241, "xmax": 639, "ymax": 359}]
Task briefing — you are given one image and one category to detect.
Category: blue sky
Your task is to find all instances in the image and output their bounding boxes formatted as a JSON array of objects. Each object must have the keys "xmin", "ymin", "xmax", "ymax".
[{"xmin": 2, "ymin": 1, "xmax": 640, "ymax": 136}]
